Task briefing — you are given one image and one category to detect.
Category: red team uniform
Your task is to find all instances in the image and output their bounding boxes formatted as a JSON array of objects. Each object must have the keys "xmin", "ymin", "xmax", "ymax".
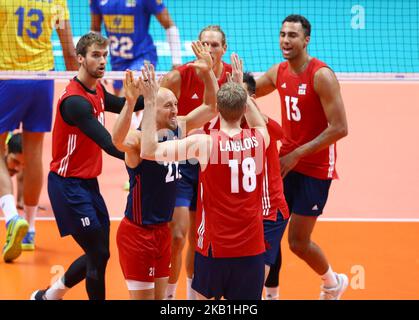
[
  {"xmin": 262, "ymin": 119, "xmax": 289, "ymax": 221},
  {"xmin": 204, "ymin": 116, "xmax": 290, "ymax": 266},
  {"xmin": 192, "ymin": 128, "xmax": 266, "ymax": 299},
  {"xmin": 50, "ymin": 80, "xmax": 105, "ymax": 179},
  {"xmin": 276, "ymin": 58, "xmax": 336, "ymax": 216},
  {"xmin": 49, "ymin": 79, "xmax": 109, "ymax": 237},
  {"xmin": 277, "ymin": 58, "xmax": 337, "ymax": 180},
  {"xmin": 174, "ymin": 62, "xmax": 232, "ymax": 210}
]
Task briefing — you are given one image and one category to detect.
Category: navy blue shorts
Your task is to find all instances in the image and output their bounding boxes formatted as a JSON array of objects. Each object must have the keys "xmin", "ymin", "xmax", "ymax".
[
  {"xmin": 0, "ymin": 80, "xmax": 53, "ymax": 133},
  {"xmin": 175, "ymin": 162, "xmax": 199, "ymax": 211},
  {"xmin": 48, "ymin": 171, "xmax": 110, "ymax": 237},
  {"xmin": 111, "ymin": 52, "xmax": 158, "ymax": 91},
  {"xmin": 263, "ymin": 212, "xmax": 289, "ymax": 266},
  {"xmin": 283, "ymin": 171, "xmax": 332, "ymax": 217},
  {"xmin": 192, "ymin": 252, "xmax": 265, "ymax": 300}
]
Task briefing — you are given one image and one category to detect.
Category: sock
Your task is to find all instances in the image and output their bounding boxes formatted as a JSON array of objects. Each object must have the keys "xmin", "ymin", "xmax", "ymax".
[
  {"xmin": 23, "ymin": 205, "xmax": 37, "ymax": 232},
  {"xmin": 166, "ymin": 283, "xmax": 177, "ymax": 299},
  {"xmin": 44, "ymin": 277, "xmax": 69, "ymax": 300},
  {"xmin": 186, "ymin": 277, "xmax": 197, "ymax": 300},
  {"xmin": 0, "ymin": 194, "xmax": 19, "ymax": 224},
  {"xmin": 265, "ymin": 286, "xmax": 279, "ymax": 299},
  {"xmin": 321, "ymin": 265, "xmax": 338, "ymax": 288}
]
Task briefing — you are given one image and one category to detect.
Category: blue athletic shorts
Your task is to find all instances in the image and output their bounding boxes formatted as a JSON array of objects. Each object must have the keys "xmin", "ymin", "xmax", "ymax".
[
  {"xmin": 0, "ymin": 80, "xmax": 54, "ymax": 133},
  {"xmin": 283, "ymin": 171, "xmax": 332, "ymax": 217},
  {"xmin": 175, "ymin": 162, "xmax": 199, "ymax": 211},
  {"xmin": 47, "ymin": 171, "xmax": 110, "ymax": 237},
  {"xmin": 111, "ymin": 52, "xmax": 158, "ymax": 91},
  {"xmin": 263, "ymin": 212, "xmax": 289, "ymax": 266},
  {"xmin": 192, "ymin": 251, "xmax": 265, "ymax": 300}
]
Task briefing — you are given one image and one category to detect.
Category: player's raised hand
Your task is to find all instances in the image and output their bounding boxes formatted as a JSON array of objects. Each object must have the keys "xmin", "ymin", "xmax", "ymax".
[
  {"xmin": 188, "ymin": 41, "xmax": 213, "ymax": 73},
  {"xmin": 123, "ymin": 69, "xmax": 141, "ymax": 105},
  {"xmin": 139, "ymin": 62, "xmax": 159, "ymax": 105},
  {"xmin": 230, "ymin": 53, "xmax": 244, "ymax": 85}
]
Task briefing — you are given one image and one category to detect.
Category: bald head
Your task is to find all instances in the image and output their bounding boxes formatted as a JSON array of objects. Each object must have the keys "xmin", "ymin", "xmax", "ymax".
[
  {"xmin": 157, "ymin": 87, "xmax": 177, "ymax": 107},
  {"xmin": 155, "ymin": 87, "xmax": 178, "ymax": 130}
]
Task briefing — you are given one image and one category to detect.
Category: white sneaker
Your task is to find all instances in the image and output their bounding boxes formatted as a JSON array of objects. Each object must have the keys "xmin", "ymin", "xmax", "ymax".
[{"xmin": 319, "ymin": 273, "xmax": 349, "ymax": 300}]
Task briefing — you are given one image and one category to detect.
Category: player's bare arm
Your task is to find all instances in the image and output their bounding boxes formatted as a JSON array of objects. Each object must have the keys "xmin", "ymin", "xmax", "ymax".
[
  {"xmin": 279, "ymin": 67, "xmax": 348, "ymax": 177},
  {"xmin": 179, "ymin": 41, "xmax": 219, "ymax": 134},
  {"xmin": 112, "ymin": 70, "xmax": 143, "ymax": 156},
  {"xmin": 228, "ymin": 52, "xmax": 270, "ymax": 148},
  {"xmin": 244, "ymin": 96, "xmax": 270, "ymax": 149},
  {"xmin": 140, "ymin": 64, "xmax": 211, "ymax": 165},
  {"xmin": 255, "ymin": 64, "xmax": 279, "ymax": 98},
  {"xmin": 155, "ymin": 8, "xmax": 182, "ymax": 69},
  {"xmin": 56, "ymin": 20, "xmax": 78, "ymax": 71}
]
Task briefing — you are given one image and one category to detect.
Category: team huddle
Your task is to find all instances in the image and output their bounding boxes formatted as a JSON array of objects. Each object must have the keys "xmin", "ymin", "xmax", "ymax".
[{"xmin": 0, "ymin": 0, "xmax": 348, "ymax": 301}]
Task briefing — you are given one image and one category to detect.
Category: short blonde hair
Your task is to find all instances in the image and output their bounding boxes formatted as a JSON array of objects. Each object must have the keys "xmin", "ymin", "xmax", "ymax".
[{"xmin": 199, "ymin": 25, "xmax": 227, "ymax": 46}]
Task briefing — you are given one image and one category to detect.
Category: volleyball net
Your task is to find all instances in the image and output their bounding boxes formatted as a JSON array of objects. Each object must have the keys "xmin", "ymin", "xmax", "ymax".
[{"xmin": 0, "ymin": 0, "xmax": 418, "ymax": 80}]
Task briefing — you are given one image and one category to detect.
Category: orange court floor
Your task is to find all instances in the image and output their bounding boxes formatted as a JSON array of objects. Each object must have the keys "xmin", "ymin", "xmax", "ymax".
[
  {"xmin": 0, "ymin": 220, "xmax": 419, "ymax": 300},
  {"xmin": 0, "ymin": 81, "xmax": 418, "ymax": 299}
]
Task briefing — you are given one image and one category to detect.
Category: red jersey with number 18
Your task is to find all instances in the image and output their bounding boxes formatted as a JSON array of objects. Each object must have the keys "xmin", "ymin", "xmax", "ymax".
[
  {"xmin": 196, "ymin": 128, "xmax": 266, "ymax": 258},
  {"xmin": 276, "ymin": 58, "xmax": 338, "ymax": 180}
]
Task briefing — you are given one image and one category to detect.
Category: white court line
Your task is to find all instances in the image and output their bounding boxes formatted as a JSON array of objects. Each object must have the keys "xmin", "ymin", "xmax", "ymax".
[{"xmin": 1, "ymin": 217, "xmax": 419, "ymax": 222}]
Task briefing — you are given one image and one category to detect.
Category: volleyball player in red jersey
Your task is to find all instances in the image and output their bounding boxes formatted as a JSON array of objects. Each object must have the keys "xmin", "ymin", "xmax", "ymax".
[
  {"xmin": 204, "ymin": 72, "xmax": 290, "ymax": 299},
  {"xmin": 31, "ymin": 33, "xmax": 143, "ymax": 300},
  {"xmin": 256, "ymin": 15, "xmax": 349, "ymax": 300},
  {"xmin": 111, "ymin": 41, "xmax": 218, "ymax": 300},
  {"xmin": 242, "ymin": 73, "xmax": 290, "ymax": 299},
  {"xmin": 140, "ymin": 56, "xmax": 269, "ymax": 300},
  {"xmin": 160, "ymin": 25, "xmax": 232, "ymax": 299}
]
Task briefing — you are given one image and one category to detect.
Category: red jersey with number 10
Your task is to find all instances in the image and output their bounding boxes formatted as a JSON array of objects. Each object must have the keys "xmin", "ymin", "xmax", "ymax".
[
  {"xmin": 50, "ymin": 79, "xmax": 105, "ymax": 178},
  {"xmin": 276, "ymin": 58, "xmax": 338, "ymax": 180},
  {"xmin": 196, "ymin": 128, "xmax": 266, "ymax": 258}
]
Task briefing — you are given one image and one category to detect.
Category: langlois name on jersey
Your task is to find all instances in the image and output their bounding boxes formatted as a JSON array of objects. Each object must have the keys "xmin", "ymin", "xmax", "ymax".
[{"xmin": 219, "ymin": 136, "xmax": 259, "ymax": 152}]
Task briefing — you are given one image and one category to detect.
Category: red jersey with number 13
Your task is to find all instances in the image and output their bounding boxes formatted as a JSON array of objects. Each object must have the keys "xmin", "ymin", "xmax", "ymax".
[
  {"xmin": 276, "ymin": 58, "xmax": 338, "ymax": 180},
  {"xmin": 196, "ymin": 128, "xmax": 266, "ymax": 258}
]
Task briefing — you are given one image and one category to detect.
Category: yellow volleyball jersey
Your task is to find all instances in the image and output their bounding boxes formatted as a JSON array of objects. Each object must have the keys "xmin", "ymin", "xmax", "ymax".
[{"xmin": 0, "ymin": 0, "xmax": 70, "ymax": 71}]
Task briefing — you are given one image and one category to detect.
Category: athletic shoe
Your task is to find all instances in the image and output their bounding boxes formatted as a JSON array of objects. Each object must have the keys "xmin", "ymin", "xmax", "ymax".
[
  {"xmin": 319, "ymin": 273, "xmax": 349, "ymax": 300},
  {"xmin": 22, "ymin": 231, "xmax": 35, "ymax": 251},
  {"xmin": 2, "ymin": 215, "xmax": 29, "ymax": 262},
  {"xmin": 30, "ymin": 289, "xmax": 48, "ymax": 300}
]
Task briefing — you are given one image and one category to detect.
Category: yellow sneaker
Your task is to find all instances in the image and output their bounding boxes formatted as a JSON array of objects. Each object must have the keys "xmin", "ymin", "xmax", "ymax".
[{"xmin": 2, "ymin": 216, "xmax": 29, "ymax": 262}]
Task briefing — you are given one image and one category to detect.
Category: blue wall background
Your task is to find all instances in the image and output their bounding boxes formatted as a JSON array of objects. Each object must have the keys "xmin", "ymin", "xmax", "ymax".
[{"xmin": 53, "ymin": 0, "xmax": 419, "ymax": 72}]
